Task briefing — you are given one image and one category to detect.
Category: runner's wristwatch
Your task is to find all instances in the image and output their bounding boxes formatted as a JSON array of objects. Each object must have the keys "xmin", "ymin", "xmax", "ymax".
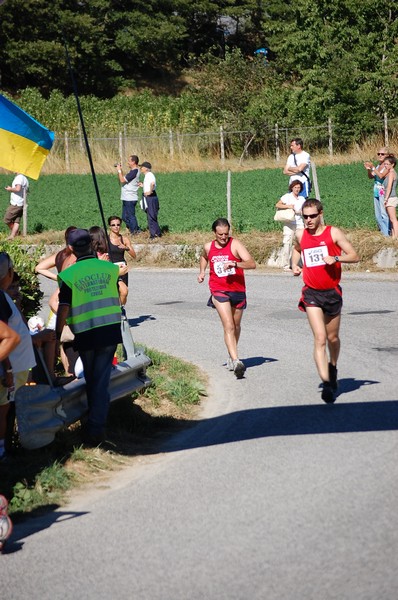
[{"xmin": 334, "ymin": 256, "xmax": 340, "ymax": 262}]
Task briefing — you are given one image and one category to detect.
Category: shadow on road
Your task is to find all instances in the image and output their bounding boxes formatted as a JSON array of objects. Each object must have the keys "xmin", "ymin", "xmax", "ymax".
[
  {"xmin": 243, "ymin": 356, "xmax": 278, "ymax": 368},
  {"xmin": 128, "ymin": 314, "xmax": 156, "ymax": 328},
  {"xmin": 159, "ymin": 396, "xmax": 398, "ymax": 454},
  {"xmin": 3, "ymin": 507, "xmax": 89, "ymax": 554},
  {"xmin": 323, "ymin": 377, "xmax": 379, "ymax": 394}
]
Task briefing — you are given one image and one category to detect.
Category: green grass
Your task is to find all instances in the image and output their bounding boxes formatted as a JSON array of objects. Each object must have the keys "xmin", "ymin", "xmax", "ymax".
[
  {"xmin": 134, "ymin": 346, "xmax": 206, "ymax": 410},
  {"xmin": 0, "ymin": 163, "xmax": 376, "ymax": 235}
]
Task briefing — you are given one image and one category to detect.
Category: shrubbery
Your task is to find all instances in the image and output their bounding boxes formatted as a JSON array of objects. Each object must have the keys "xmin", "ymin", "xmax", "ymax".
[{"xmin": 1, "ymin": 241, "xmax": 44, "ymax": 318}]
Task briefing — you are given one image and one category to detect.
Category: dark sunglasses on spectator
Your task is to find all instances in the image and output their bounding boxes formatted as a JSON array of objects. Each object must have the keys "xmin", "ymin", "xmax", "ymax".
[
  {"xmin": 377, "ymin": 152, "xmax": 386, "ymax": 156},
  {"xmin": 303, "ymin": 213, "xmax": 319, "ymax": 220},
  {"xmin": 110, "ymin": 223, "xmax": 121, "ymax": 227}
]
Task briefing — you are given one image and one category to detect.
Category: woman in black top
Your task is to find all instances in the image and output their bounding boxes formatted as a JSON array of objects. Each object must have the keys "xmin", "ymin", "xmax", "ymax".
[{"xmin": 107, "ymin": 216, "xmax": 136, "ymax": 306}]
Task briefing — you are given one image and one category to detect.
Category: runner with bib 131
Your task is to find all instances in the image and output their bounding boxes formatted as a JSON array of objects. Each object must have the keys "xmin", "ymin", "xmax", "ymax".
[{"xmin": 292, "ymin": 199, "xmax": 359, "ymax": 403}]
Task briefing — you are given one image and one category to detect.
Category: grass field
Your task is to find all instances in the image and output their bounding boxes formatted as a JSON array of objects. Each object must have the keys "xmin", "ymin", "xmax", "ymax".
[{"xmin": 0, "ymin": 163, "xmax": 377, "ymax": 236}]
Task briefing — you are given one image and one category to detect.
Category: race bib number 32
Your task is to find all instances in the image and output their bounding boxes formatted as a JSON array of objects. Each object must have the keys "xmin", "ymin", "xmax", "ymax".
[
  {"xmin": 303, "ymin": 245, "xmax": 328, "ymax": 267},
  {"xmin": 214, "ymin": 260, "xmax": 236, "ymax": 277}
]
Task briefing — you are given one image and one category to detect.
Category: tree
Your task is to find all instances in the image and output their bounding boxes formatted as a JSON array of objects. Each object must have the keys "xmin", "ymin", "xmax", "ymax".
[{"xmin": 263, "ymin": 0, "xmax": 398, "ymax": 136}]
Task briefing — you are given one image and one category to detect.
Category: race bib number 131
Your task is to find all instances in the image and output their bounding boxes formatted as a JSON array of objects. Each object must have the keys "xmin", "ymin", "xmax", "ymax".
[{"xmin": 303, "ymin": 245, "xmax": 328, "ymax": 267}]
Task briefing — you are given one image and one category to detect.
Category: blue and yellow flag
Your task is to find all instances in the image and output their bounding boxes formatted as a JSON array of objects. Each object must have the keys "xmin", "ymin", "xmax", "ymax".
[{"xmin": 0, "ymin": 94, "xmax": 55, "ymax": 180}]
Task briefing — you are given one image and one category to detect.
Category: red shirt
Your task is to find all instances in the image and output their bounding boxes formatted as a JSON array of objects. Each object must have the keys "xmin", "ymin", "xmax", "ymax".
[
  {"xmin": 300, "ymin": 226, "xmax": 342, "ymax": 289},
  {"xmin": 208, "ymin": 237, "xmax": 245, "ymax": 293}
]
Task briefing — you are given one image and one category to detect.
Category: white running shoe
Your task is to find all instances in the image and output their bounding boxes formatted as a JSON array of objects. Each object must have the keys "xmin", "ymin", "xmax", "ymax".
[
  {"xmin": 233, "ymin": 359, "xmax": 246, "ymax": 379},
  {"xmin": 226, "ymin": 357, "xmax": 234, "ymax": 371}
]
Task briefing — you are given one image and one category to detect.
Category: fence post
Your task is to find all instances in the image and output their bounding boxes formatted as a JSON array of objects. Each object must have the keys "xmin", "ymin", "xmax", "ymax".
[
  {"xmin": 227, "ymin": 170, "xmax": 231, "ymax": 226},
  {"xmin": 123, "ymin": 123, "xmax": 127, "ymax": 155},
  {"xmin": 275, "ymin": 123, "xmax": 280, "ymax": 162},
  {"xmin": 22, "ymin": 186, "xmax": 27, "ymax": 237},
  {"xmin": 312, "ymin": 161, "xmax": 320, "ymax": 202},
  {"xmin": 77, "ymin": 120, "xmax": 84, "ymax": 152},
  {"xmin": 384, "ymin": 112, "xmax": 389, "ymax": 147},
  {"xmin": 169, "ymin": 129, "xmax": 174, "ymax": 159},
  {"xmin": 119, "ymin": 132, "xmax": 123, "ymax": 161},
  {"xmin": 328, "ymin": 118, "xmax": 333, "ymax": 156},
  {"xmin": 220, "ymin": 125, "xmax": 225, "ymax": 165},
  {"xmin": 65, "ymin": 131, "xmax": 70, "ymax": 172}
]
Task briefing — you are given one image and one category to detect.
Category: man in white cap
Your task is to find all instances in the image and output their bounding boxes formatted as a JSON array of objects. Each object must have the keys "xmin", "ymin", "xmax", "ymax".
[
  {"xmin": 139, "ymin": 161, "xmax": 162, "ymax": 240},
  {"xmin": 56, "ymin": 229, "xmax": 122, "ymax": 446}
]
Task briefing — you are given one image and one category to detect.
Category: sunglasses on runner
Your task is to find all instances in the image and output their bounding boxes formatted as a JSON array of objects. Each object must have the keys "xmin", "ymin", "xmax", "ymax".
[{"xmin": 303, "ymin": 213, "xmax": 319, "ymax": 220}]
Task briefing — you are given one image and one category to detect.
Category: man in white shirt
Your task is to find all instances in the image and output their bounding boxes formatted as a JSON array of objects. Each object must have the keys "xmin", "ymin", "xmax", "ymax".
[
  {"xmin": 115, "ymin": 155, "xmax": 142, "ymax": 234},
  {"xmin": 283, "ymin": 138, "xmax": 311, "ymax": 198},
  {"xmin": 3, "ymin": 173, "xmax": 29, "ymax": 239},
  {"xmin": 139, "ymin": 161, "xmax": 162, "ymax": 240}
]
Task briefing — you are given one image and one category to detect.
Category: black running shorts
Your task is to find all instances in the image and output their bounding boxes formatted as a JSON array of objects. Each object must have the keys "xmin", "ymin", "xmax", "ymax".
[
  {"xmin": 207, "ymin": 291, "xmax": 247, "ymax": 310},
  {"xmin": 298, "ymin": 285, "xmax": 342, "ymax": 316}
]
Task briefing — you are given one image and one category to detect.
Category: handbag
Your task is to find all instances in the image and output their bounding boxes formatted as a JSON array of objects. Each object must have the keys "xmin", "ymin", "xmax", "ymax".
[
  {"xmin": 293, "ymin": 153, "xmax": 312, "ymax": 194},
  {"xmin": 274, "ymin": 208, "xmax": 295, "ymax": 223}
]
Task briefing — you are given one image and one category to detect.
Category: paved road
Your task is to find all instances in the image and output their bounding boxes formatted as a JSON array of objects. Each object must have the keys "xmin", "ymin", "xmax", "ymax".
[{"xmin": 4, "ymin": 269, "xmax": 398, "ymax": 599}]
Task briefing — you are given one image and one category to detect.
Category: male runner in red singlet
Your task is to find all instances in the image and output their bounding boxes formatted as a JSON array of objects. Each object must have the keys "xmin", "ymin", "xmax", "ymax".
[
  {"xmin": 198, "ymin": 218, "xmax": 256, "ymax": 379},
  {"xmin": 292, "ymin": 199, "xmax": 359, "ymax": 403}
]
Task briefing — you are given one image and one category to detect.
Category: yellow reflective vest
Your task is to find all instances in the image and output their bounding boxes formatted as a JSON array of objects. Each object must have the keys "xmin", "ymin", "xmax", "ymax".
[{"xmin": 58, "ymin": 258, "xmax": 121, "ymax": 334}]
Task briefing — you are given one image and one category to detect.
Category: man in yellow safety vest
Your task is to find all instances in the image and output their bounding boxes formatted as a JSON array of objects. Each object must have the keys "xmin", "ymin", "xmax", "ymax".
[{"xmin": 56, "ymin": 229, "xmax": 122, "ymax": 446}]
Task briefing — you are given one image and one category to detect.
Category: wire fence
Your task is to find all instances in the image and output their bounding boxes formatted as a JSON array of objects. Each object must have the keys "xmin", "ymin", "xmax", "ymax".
[{"xmin": 50, "ymin": 116, "xmax": 398, "ymax": 172}]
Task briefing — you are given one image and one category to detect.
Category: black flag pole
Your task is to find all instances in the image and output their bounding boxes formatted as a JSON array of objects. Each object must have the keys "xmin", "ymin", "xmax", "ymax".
[{"xmin": 62, "ymin": 35, "xmax": 113, "ymax": 252}]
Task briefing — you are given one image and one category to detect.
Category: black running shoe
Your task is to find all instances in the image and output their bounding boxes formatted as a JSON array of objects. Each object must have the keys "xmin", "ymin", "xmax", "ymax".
[
  {"xmin": 321, "ymin": 382, "xmax": 335, "ymax": 404},
  {"xmin": 328, "ymin": 363, "xmax": 338, "ymax": 391}
]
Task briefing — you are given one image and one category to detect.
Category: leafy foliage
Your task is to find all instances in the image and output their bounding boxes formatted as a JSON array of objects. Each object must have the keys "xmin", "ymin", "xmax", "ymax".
[
  {"xmin": 0, "ymin": 1, "xmax": 396, "ymax": 145},
  {"xmin": 0, "ymin": 241, "xmax": 44, "ymax": 318},
  {"xmin": 9, "ymin": 462, "xmax": 75, "ymax": 513}
]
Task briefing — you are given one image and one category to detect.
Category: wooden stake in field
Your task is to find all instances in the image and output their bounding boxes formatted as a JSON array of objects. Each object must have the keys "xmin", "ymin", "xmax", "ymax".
[
  {"xmin": 22, "ymin": 185, "xmax": 28, "ymax": 237},
  {"xmin": 312, "ymin": 161, "xmax": 320, "ymax": 202},
  {"xmin": 227, "ymin": 170, "xmax": 232, "ymax": 227}
]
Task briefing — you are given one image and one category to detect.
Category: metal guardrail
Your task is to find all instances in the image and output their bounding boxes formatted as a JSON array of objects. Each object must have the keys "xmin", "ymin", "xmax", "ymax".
[{"xmin": 15, "ymin": 313, "xmax": 152, "ymax": 450}]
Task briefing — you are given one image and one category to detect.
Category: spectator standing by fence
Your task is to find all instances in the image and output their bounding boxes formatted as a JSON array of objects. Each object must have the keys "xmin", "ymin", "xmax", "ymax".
[
  {"xmin": 3, "ymin": 173, "xmax": 29, "ymax": 239},
  {"xmin": 275, "ymin": 180, "xmax": 305, "ymax": 271},
  {"xmin": 382, "ymin": 155, "xmax": 398, "ymax": 238},
  {"xmin": 139, "ymin": 161, "xmax": 162, "ymax": 240},
  {"xmin": 283, "ymin": 138, "xmax": 311, "ymax": 198},
  {"xmin": 115, "ymin": 155, "xmax": 142, "ymax": 235},
  {"xmin": 363, "ymin": 148, "xmax": 391, "ymax": 237}
]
